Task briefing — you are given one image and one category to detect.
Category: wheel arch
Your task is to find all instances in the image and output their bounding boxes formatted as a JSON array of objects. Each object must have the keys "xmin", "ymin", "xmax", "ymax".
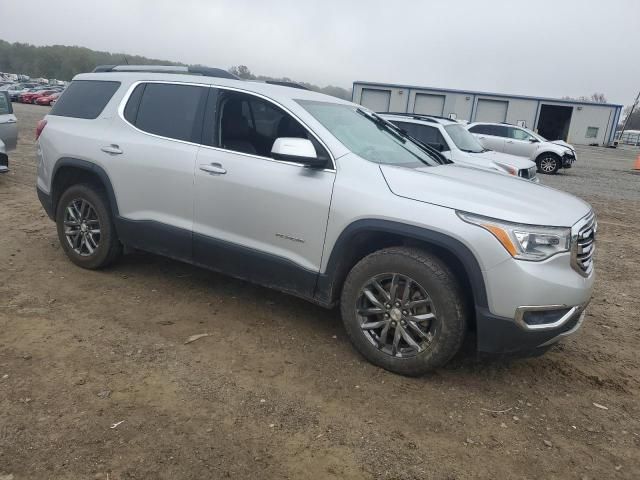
[
  {"xmin": 535, "ymin": 150, "xmax": 561, "ymax": 162},
  {"xmin": 51, "ymin": 158, "xmax": 119, "ymax": 218},
  {"xmin": 314, "ymin": 220, "xmax": 488, "ymax": 321}
]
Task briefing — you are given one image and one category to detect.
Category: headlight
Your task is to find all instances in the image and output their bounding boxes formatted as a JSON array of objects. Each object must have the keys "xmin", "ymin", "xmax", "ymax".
[
  {"xmin": 495, "ymin": 162, "xmax": 517, "ymax": 175},
  {"xmin": 457, "ymin": 212, "xmax": 571, "ymax": 261}
]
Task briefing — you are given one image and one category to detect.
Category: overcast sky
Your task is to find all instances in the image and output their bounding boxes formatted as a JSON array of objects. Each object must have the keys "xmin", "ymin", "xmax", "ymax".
[{"xmin": 1, "ymin": 0, "xmax": 638, "ymax": 105}]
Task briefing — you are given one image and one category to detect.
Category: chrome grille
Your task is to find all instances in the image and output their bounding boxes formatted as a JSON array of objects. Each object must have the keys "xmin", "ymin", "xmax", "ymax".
[{"xmin": 571, "ymin": 211, "xmax": 596, "ymax": 276}]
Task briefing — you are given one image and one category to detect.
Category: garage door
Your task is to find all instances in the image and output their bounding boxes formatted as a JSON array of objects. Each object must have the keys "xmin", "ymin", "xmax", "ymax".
[
  {"xmin": 360, "ymin": 88, "xmax": 391, "ymax": 112},
  {"xmin": 475, "ymin": 99, "xmax": 508, "ymax": 123},
  {"xmin": 413, "ymin": 93, "xmax": 445, "ymax": 116}
]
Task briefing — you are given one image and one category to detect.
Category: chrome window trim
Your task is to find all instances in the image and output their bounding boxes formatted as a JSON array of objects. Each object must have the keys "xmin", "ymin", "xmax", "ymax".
[{"xmin": 116, "ymin": 80, "xmax": 336, "ymax": 172}]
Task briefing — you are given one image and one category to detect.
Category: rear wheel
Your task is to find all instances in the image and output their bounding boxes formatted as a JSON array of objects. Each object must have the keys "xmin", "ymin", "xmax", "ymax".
[
  {"xmin": 340, "ymin": 247, "xmax": 466, "ymax": 376},
  {"xmin": 55, "ymin": 184, "xmax": 122, "ymax": 269},
  {"xmin": 537, "ymin": 154, "xmax": 560, "ymax": 174}
]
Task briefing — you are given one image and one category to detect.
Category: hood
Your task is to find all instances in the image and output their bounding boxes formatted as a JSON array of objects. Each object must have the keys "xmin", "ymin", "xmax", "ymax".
[
  {"xmin": 471, "ymin": 150, "xmax": 536, "ymax": 170},
  {"xmin": 550, "ymin": 140, "xmax": 574, "ymax": 151},
  {"xmin": 380, "ymin": 163, "xmax": 591, "ymax": 227}
]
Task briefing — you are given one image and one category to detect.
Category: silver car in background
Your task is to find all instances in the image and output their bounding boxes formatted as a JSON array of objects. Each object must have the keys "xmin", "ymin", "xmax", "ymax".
[
  {"xmin": 0, "ymin": 91, "xmax": 18, "ymax": 173},
  {"xmin": 467, "ymin": 122, "xmax": 577, "ymax": 174},
  {"xmin": 380, "ymin": 113, "xmax": 538, "ymax": 182}
]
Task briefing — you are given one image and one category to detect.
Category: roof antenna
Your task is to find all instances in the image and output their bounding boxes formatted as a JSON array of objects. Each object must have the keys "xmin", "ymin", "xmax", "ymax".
[{"xmin": 122, "ymin": 55, "xmax": 129, "ymax": 65}]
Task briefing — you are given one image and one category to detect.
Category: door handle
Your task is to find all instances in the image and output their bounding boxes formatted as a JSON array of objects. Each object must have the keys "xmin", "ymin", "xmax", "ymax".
[
  {"xmin": 0, "ymin": 118, "xmax": 16, "ymax": 124},
  {"xmin": 506, "ymin": 140, "xmax": 514, "ymax": 144},
  {"xmin": 101, "ymin": 144, "xmax": 123, "ymax": 155},
  {"xmin": 478, "ymin": 136, "xmax": 486, "ymax": 140},
  {"xmin": 199, "ymin": 163, "xmax": 226, "ymax": 175}
]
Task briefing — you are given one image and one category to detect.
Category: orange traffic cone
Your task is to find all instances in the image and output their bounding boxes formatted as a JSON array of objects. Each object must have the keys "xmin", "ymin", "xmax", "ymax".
[{"xmin": 635, "ymin": 155, "xmax": 640, "ymax": 170}]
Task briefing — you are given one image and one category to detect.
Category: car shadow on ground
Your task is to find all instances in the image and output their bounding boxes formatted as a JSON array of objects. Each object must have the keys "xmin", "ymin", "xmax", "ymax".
[{"xmin": 107, "ymin": 249, "xmax": 537, "ymax": 378}]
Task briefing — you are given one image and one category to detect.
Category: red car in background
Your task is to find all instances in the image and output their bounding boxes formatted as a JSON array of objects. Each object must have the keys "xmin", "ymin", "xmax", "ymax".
[
  {"xmin": 19, "ymin": 89, "xmax": 61, "ymax": 104},
  {"xmin": 35, "ymin": 91, "xmax": 62, "ymax": 106}
]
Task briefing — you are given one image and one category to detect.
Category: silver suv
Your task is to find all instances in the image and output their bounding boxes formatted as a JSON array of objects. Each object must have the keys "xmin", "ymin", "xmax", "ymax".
[
  {"xmin": 379, "ymin": 113, "xmax": 538, "ymax": 182},
  {"xmin": 35, "ymin": 66, "xmax": 595, "ymax": 375},
  {"xmin": 467, "ymin": 122, "xmax": 577, "ymax": 174}
]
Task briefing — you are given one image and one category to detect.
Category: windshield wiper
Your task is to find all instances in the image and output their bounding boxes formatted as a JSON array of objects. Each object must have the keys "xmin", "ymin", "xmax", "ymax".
[
  {"xmin": 356, "ymin": 109, "xmax": 450, "ymax": 165},
  {"xmin": 356, "ymin": 109, "xmax": 407, "ymax": 142}
]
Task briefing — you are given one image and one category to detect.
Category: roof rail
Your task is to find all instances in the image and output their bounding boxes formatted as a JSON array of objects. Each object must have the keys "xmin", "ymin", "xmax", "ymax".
[
  {"xmin": 264, "ymin": 80, "xmax": 310, "ymax": 90},
  {"xmin": 92, "ymin": 65, "xmax": 239, "ymax": 80}
]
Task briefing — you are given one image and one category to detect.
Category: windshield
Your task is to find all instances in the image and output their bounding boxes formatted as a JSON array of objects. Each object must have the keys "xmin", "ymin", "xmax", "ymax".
[
  {"xmin": 444, "ymin": 124, "xmax": 485, "ymax": 153},
  {"xmin": 296, "ymin": 100, "xmax": 441, "ymax": 167}
]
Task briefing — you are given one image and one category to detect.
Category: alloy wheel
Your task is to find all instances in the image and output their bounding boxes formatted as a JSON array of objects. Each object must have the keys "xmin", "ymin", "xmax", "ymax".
[
  {"xmin": 63, "ymin": 198, "xmax": 101, "ymax": 256},
  {"xmin": 355, "ymin": 273, "xmax": 437, "ymax": 358},
  {"xmin": 540, "ymin": 157, "xmax": 557, "ymax": 173}
]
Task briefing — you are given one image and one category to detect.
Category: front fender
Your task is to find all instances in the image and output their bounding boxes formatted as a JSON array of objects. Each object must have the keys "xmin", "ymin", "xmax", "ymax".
[{"xmin": 314, "ymin": 219, "xmax": 489, "ymax": 310}]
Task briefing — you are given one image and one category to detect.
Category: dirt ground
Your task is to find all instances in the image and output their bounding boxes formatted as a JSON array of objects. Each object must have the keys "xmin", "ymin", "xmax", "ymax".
[{"xmin": 1, "ymin": 103, "xmax": 639, "ymax": 480}]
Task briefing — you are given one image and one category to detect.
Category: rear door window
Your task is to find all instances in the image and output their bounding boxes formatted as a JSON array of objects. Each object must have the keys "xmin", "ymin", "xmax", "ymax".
[
  {"xmin": 50, "ymin": 80, "xmax": 120, "ymax": 119},
  {"xmin": 124, "ymin": 83, "xmax": 209, "ymax": 143}
]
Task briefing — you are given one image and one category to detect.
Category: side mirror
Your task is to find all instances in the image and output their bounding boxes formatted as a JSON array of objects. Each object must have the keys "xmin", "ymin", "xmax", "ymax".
[
  {"xmin": 271, "ymin": 138, "xmax": 326, "ymax": 168},
  {"xmin": 529, "ymin": 137, "xmax": 539, "ymax": 143}
]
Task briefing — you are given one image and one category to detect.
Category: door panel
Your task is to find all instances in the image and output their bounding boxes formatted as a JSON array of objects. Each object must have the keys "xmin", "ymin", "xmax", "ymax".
[
  {"xmin": 476, "ymin": 134, "xmax": 505, "ymax": 152},
  {"xmin": 104, "ymin": 81, "xmax": 209, "ymax": 259},
  {"xmin": 107, "ymin": 119, "xmax": 199, "ymax": 258},
  {"xmin": 504, "ymin": 127, "xmax": 538, "ymax": 157},
  {"xmin": 194, "ymin": 147, "xmax": 335, "ymax": 274},
  {"xmin": 504, "ymin": 138, "xmax": 535, "ymax": 157}
]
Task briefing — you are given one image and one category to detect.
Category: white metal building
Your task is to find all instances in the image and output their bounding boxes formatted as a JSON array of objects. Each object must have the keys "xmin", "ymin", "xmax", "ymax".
[{"xmin": 352, "ymin": 81, "xmax": 623, "ymax": 146}]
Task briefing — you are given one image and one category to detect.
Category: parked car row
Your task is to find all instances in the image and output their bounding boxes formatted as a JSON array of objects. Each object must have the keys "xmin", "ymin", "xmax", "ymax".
[
  {"xmin": 0, "ymin": 82, "xmax": 66, "ymax": 105},
  {"xmin": 33, "ymin": 65, "xmax": 595, "ymax": 376},
  {"xmin": 377, "ymin": 113, "xmax": 576, "ymax": 176}
]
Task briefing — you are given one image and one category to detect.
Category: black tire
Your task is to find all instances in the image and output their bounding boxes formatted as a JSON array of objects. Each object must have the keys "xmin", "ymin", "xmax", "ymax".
[
  {"xmin": 536, "ymin": 153, "xmax": 560, "ymax": 174},
  {"xmin": 55, "ymin": 183, "xmax": 122, "ymax": 269},
  {"xmin": 340, "ymin": 247, "xmax": 467, "ymax": 376}
]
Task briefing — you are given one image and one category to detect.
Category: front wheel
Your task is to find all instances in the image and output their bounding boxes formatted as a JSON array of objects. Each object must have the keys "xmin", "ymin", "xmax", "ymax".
[
  {"xmin": 340, "ymin": 247, "xmax": 467, "ymax": 376},
  {"xmin": 537, "ymin": 154, "xmax": 560, "ymax": 174},
  {"xmin": 55, "ymin": 184, "xmax": 122, "ymax": 269}
]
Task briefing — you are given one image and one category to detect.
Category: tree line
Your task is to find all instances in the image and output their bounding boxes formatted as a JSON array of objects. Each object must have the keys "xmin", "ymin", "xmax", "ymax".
[{"xmin": 0, "ymin": 39, "xmax": 351, "ymax": 100}]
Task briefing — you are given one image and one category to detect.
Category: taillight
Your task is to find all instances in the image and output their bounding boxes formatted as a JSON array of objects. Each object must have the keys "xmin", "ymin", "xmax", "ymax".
[{"xmin": 36, "ymin": 119, "xmax": 47, "ymax": 140}]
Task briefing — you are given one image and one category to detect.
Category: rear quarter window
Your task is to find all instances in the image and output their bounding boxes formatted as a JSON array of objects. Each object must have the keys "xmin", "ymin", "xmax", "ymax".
[{"xmin": 50, "ymin": 80, "xmax": 120, "ymax": 119}]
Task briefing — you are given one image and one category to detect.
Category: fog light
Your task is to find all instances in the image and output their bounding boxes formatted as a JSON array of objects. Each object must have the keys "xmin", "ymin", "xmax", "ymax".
[{"xmin": 522, "ymin": 308, "xmax": 572, "ymax": 326}]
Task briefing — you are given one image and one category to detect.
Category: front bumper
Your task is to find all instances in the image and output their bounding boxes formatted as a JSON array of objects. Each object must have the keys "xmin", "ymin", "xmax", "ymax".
[
  {"xmin": 562, "ymin": 153, "xmax": 576, "ymax": 168},
  {"xmin": 475, "ymin": 246, "xmax": 594, "ymax": 354},
  {"xmin": 476, "ymin": 302, "xmax": 587, "ymax": 353}
]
